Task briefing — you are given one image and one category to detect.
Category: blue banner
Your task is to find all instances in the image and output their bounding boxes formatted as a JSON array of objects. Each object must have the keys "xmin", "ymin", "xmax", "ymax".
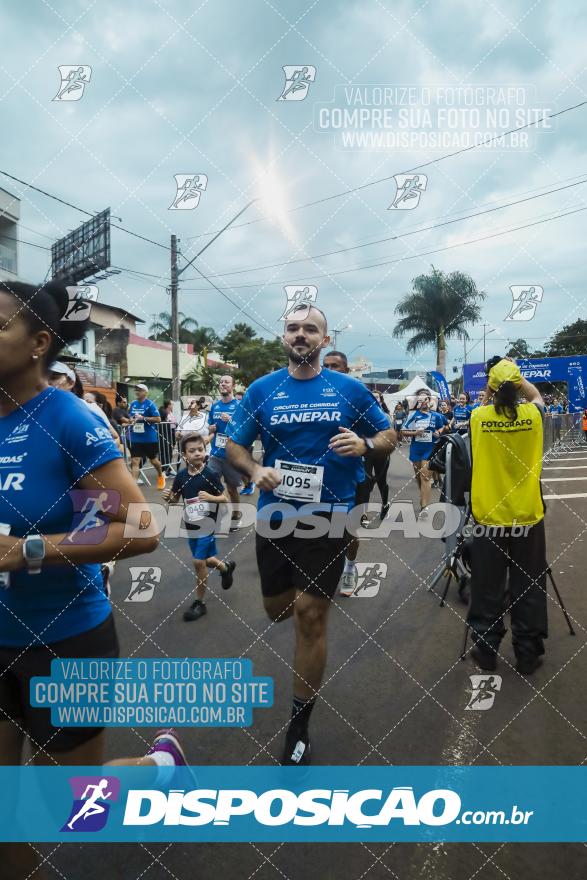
[
  {"xmin": 1, "ymin": 766, "xmax": 585, "ymax": 842},
  {"xmin": 429, "ymin": 370, "xmax": 451, "ymax": 400},
  {"xmin": 464, "ymin": 355, "xmax": 587, "ymax": 411}
]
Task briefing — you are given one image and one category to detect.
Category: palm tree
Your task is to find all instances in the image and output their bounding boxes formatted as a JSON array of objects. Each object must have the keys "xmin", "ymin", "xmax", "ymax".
[
  {"xmin": 393, "ymin": 267, "xmax": 485, "ymax": 374},
  {"xmin": 148, "ymin": 311, "xmax": 199, "ymax": 344}
]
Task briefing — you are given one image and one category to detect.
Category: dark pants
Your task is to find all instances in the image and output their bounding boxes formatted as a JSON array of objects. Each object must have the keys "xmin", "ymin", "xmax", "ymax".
[
  {"xmin": 467, "ymin": 520, "xmax": 548, "ymax": 661},
  {"xmin": 355, "ymin": 454, "xmax": 390, "ymax": 509}
]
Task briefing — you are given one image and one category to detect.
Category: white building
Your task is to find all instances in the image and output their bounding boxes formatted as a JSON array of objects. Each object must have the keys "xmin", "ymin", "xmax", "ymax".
[{"xmin": 0, "ymin": 187, "xmax": 20, "ymax": 280}]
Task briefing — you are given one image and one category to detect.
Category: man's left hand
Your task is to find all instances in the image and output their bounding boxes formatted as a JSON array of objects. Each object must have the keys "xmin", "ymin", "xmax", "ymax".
[{"xmin": 329, "ymin": 427, "xmax": 367, "ymax": 457}]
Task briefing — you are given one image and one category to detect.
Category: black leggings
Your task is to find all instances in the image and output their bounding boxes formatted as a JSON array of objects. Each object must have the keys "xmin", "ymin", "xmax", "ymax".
[{"xmin": 355, "ymin": 454, "xmax": 390, "ymax": 508}]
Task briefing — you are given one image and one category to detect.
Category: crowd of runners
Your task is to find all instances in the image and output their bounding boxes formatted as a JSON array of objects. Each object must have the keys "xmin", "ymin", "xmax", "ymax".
[{"xmin": 0, "ymin": 277, "xmax": 580, "ymax": 873}]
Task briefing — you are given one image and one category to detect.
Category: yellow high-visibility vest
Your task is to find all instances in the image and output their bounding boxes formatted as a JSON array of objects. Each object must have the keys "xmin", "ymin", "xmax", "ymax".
[{"xmin": 470, "ymin": 402, "xmax": 544, "ymax": 527}]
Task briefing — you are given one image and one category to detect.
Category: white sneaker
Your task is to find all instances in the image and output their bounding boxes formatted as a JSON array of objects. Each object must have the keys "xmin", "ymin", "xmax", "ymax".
[{"xmin": 339, "ymin": 568, "xmax": 358, "ymax": 597}]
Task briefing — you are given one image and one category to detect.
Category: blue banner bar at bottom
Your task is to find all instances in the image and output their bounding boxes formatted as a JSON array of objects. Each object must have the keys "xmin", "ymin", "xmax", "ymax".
[{"xmin": 0, "ymin": 766, "xmax": 584, "ymax": 842}]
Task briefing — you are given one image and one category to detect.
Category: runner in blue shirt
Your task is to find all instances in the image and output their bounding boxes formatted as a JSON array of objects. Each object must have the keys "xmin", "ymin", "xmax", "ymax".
[
  {"xmin": 208, "ymin": 375, "xmax": 243, "ymax": 525},
  {"xmin": 450, "ymin": 392, "xmax": 473, "ymax": 435},
  {"xmin": 0, "ymin": 281, "xmax": 163, "ymax": 774},
  {"xmin": 122, "ymin": 383, "xmax": 165, "ymax": 489},
  {"xmin": 547, "ymin": 396, "xmax": 563, "ymax": 444},
  {"xmin": 401, "ymin": 391, "xmax": 448, "ymax": 515},
  {"xmin": 227, "ymin": 305, "xmax": 395, "ymax": 765},
  {"xmin": 163, "ymin": 433, "xmax": 235, "ymax": 621}
]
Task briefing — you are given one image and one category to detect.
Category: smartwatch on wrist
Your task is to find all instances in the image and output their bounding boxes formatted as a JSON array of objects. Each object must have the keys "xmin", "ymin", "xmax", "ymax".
[
  {"xmin": 23, "ymin": 534, "xmax": 45, "ymax": 575},
  {"xmin": 364, "ymin": 437, "xmax": 375, "ymax": 452}
]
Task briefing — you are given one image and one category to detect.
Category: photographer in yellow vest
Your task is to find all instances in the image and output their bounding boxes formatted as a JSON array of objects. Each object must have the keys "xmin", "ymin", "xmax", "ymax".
[{"xmin": 467, "ymin": 357, "xmax": 548, "ymax": 675}]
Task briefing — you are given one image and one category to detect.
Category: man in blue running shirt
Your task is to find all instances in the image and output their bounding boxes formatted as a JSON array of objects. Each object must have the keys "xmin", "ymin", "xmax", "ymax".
[
  {"xmin": 227, "ymin": 306, "xmax": 395, "ymax": 765},
  {"xmin": 208, "ymin": 375, "xmax": 242, "ymax": 526}
]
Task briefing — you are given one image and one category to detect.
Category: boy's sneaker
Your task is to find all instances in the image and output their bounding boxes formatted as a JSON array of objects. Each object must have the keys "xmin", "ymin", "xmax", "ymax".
[
  {"xmin": 183, "ymin": 600, "xmax": 207, "ymax": 621},
  {"xmin": 221, "ymin": 560, "xmax": 236, "ymax": 590}
]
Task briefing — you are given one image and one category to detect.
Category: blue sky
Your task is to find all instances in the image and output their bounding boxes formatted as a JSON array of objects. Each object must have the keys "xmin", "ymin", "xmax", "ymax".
[{"xmin": 1, "ymin": 0, "xmax": 586, "ymax": 376}]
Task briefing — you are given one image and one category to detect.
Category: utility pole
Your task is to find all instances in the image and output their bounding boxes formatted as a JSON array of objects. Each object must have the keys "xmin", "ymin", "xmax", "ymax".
[
  {"xmin": 170, "ymin": 234, "xmax": 180, "ymax": 403},
  {"xmin": 482, "ymin": 323, "xmax": 488, "ymax": 364}
]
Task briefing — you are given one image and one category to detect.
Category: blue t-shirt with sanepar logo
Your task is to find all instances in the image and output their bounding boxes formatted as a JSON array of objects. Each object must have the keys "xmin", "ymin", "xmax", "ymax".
[
  {"xmin": 128, "ymin": 398, "xmax": 160, "ymax": 444},
  {"xmin": 228, "ymin": 368, "xmax": 391, "ymax": 509},
  {"xmin": 209, "ymin": 398, "xmax": 240, "ymax": 459},
  {"xmin": 0, "ymin": 387, "xmax": 122, "ymax": 647}
]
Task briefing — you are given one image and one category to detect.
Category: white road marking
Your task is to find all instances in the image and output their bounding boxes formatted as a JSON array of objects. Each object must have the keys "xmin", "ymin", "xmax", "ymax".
[{"xmin": 543, "ymin": 493, "xmax": 587, "ymax": 499}]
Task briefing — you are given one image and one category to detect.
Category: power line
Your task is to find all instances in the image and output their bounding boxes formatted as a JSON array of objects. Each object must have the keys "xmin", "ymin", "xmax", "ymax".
[
  {"xmin": 189, "ymin": 264, "xmax": 279, "ymax": 337},
  {"xmin": 0, "ymin": 232, "xmax": 51, "ymax": 251},
  {"xmin": 0, "ymin": 169, "xmax": 171, "ymax": 252},
  {"xmin": 178, "ymin": 177, "xmax": 587, "ymax": 282},
  {"xmin": 186, "ymin": 100, "xmax": 587, "ymax": 242},
  {"xmin": 178, "ymin": 203, "xmax": 587, "ymax": 290}
]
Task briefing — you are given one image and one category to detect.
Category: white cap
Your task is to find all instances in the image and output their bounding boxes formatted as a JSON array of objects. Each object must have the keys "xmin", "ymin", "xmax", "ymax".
[
  {"xmin": 49, "ymin": 361, "xmax": 75, "ymax": 382},
  {"xmin": 134, "ymin": 383, "xmax": 149, "ymax": 392}
]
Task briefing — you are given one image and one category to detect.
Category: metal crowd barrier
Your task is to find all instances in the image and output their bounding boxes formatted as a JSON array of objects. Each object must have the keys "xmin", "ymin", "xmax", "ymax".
[
  {"xmin": 543, "ymin": 412, "xmax": 583, "ymax": 457},
  {"xmin": 118, "ymin": 422, "xmax": 180, "ymax": 484}
]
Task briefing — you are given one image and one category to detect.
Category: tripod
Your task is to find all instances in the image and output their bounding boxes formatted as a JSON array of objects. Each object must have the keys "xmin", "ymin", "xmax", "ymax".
[{"xmin": 427, "ymin": 440, "xmax": 471, "ymax": 606}]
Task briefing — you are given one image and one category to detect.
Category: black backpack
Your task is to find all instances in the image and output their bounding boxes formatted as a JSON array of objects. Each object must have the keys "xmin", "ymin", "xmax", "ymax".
[{"xmin": 428, "ymin": 432, "xmax": 471, "ymax": 507}]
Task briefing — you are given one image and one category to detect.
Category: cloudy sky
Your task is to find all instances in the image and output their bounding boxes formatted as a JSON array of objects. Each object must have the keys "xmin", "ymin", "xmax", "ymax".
[{"xmin": 1, "ymin": 0, "xmax": 586, "ymax": 376}]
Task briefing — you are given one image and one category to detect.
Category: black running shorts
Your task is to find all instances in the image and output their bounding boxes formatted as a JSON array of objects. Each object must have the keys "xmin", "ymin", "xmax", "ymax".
[
  {"xmin": 129, "ymin": 442, "xmax": 160, "ymax": 460},
  {"xmin": 0, "ymin": 614, "xmax": 120, "ymax": 753},
  {"xmin": 255, "ymin": 518, "xmax": 351, "ymax": 600}
]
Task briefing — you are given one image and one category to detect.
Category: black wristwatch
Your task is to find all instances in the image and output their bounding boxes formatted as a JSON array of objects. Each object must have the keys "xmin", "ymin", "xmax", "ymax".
[
  {"xmin": 364, "ymin": 437, "xmax": 375, "ymax": 452},
  {"xmin": 23, "ymin": 534, "xmax": 45, "ymax": 575}
]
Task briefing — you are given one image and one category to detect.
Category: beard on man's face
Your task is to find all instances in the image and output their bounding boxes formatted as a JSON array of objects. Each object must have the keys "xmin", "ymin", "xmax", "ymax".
[{"xmin": 283, "ymin": 337, "xmax": 321, "ymax": 364}]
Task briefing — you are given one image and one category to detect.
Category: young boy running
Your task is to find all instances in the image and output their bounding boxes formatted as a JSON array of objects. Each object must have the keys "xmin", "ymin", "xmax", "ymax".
[{"xmin": 163, "ymin": 434, "xmax": 236, "ymax": 621}]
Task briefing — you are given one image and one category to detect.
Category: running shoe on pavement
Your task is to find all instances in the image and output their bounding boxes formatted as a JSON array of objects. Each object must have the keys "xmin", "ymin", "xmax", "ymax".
[
  {"xmin": 239, "ymin": 483, "xmax": 255, "ymax": 496},
  {"xmin": 183, "ymin": 599, "xmax": 207, "ymax": 621},
  {"xmin": 338, "ymin": 567, "xmax": 358, "ymax": 597},
  {"xmin": 281, "ymin": 732, "xmax": 311, "ymax": 766},
  {"xmin": 221, "ymin": 560, "xmax": 236, "ymax": 590},
  {"xmin": 157, "ymin": 474, "xmax": 166, "ymax": 490}
]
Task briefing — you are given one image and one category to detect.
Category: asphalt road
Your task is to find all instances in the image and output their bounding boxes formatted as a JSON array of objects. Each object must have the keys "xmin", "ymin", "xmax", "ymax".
[{"xmin": 36, "ymin": 441, "xmax": 587, "ymax": 880}]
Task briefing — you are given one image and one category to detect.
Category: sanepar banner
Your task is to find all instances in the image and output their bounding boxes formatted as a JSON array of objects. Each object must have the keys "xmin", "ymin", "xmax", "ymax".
[
  {"xmin": 1, "ymin": 766, "xmax": 585, "ymax": 842},
  {"xmin": 464, "ymin": 355, "xmax": 587, "ymax": 411}
]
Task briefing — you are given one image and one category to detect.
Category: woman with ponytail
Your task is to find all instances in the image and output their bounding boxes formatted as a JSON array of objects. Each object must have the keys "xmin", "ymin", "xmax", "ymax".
[{"xmin": 0, "ymin": 281, "xmax": 160, "ymax": 767}]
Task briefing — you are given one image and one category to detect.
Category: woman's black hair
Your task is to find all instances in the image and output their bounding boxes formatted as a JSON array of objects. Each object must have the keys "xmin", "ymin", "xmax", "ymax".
[
  {"xmin": 374, "ymin": 393, "xmax": 390, "ymax": 415},
  {"xmin": 0, "ymin": 280, "xmax": 89, "ymax": 366},
  {"xmin": 72, "ymin": 371, "xmax": 84, "ymax": 398},
  {"xmin": 493, "ymin": 382, "xmax": 518, "ymax": 421},
  {"xmin": 94, "ymin": 390, "xmax": 113, "ymax": 419}
]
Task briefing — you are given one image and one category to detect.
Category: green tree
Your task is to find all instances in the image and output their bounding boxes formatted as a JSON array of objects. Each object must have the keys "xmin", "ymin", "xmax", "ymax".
[
  {"xmin": 393, "ymin": 266, "xmax": 485, "ymax": 374},
  {"xmin": 181, "ymin": 365, "xmax": 224, "ymax": 396},
  {"xmin": 546, "ymin": 319, "xmax": 587, "ymax": 356},
  {"xmin": 218, "ymin": 323, "xmax": 257, "ymax": 363},
  {"xmin": 232, "ymin": 338, "xmax": 285, "ymax": 386},
  {"xmin": 506, "ymin": 338, "xmax": 531, "ymax": 359},
  {"xmin": 148, "ymin": 311, "xmax": 199, "ymax": 344}
]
